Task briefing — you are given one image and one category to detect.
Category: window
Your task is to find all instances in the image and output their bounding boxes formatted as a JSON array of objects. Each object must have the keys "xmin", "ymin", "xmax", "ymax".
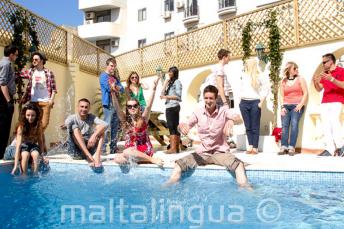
[
  {"xmin": 96, "ymin": 39, "xmax": 111, "ymax": 53},
  {"xmin": 138, "ymin": 8, "xmax": 147, "ymax": 21},
  {"xmin": 164, "ymin": 32, "xmax": 175, "ymax": 39},
  {"xmin": 96, "ymin": 10, "xmax": 111, "ymax": 23},
  {"xmin": 164, "ymin": 0, "xmax": 174, "ymax": 12},
  {"xmin": 138, "ymin": 39, "xmax": 146, "ymax": 48},
  {"xmin": 186, "ymin": 0, "xmax": 198, "ymax": 17},
  {"xmin": 218, "ymin": 0, "xmax": 235, "ymax": 9}
]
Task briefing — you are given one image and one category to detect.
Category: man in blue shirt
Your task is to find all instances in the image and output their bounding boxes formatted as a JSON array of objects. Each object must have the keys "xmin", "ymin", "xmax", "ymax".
[{"xmin": 99, "ymin": 58, "xmax": 124, "ymax": 154}]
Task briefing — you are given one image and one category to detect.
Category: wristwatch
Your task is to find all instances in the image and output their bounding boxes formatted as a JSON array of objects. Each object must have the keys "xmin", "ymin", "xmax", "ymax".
[{"xmin": 330, "ymin": 77, "xmax": 335, "ymax": 82}]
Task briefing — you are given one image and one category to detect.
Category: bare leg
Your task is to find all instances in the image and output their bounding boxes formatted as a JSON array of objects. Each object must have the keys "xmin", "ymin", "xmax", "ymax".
[
  {"xmin": 31, "ymin": 151, "xmax": 40, "ymax": 174},
  {"xmin": 122, "ymin": 147, "xmax": 163, "ymax": 167},
  {"xmin": 72, "ymin": 129, "xmax": 93, "ymax": 164},
  {"xmin": 21, "ymin": 151, "xmax": 30, "ymax": 175},
  {"xmin": 93, "ymin": 134, "xmax": 104, "ymax": 167},
  {"xmin": 235, "ymin": 162, "xmax": 252, "ymax": 189},
  {"xmin": 165, "ymin": 163, "xmax": 182, "ymax": 185}
]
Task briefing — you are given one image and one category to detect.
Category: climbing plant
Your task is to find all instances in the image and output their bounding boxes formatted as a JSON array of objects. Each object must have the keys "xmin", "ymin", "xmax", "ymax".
[
  {"xmin": 265, "ymin": 10, "xmax": 283, "ymax": 128},
  {"xmin": 7, "ymin": 9, "xmax": 40, "ymax": 103},
  {"xmin": 241, "ymin": 21, "xmax": 252, "ymax": 65}
]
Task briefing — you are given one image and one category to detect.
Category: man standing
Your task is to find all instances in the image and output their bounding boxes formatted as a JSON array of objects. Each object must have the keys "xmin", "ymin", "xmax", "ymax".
[
  {"xmin": 65, "ymin": 98, "xmax": 108, "ymax": 167},
  {"xmin": 20, "ymin": 51, "xmax": 57, "ymax": 153},
  {"xmin": 99, "ymin": 58, "xmax": 124, "ymax": 154},
  {"xmin": 313, "ymin": 53, "xmax": 344, "ymax": 156},
  {"xmin": 0, "ymin": 45, "xmax": 18, "ymax": 158},
  {"xmin": 166, "ymin": 85, "xmax": 250, "ymax": 187}
]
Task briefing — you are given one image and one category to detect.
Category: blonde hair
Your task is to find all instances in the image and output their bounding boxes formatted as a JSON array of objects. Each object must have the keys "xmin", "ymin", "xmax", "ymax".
[
  {"xmin": 244, "ymin": 58, "xmax": 260, "ymax": 89},
  {"xmin": 283, "ymin": 61, "xmax": 298, "ymax": 79}
]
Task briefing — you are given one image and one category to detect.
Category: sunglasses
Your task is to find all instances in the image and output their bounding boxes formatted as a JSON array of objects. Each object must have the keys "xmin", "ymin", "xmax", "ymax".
[
  {"xmin": 322, "ymin": 59, "xmax": 330, "ymax": 65},
  {"xmin": 127, "ymin": 104, "xmax": 139, "ymax": 109},
  {"xmin": 130, "ymin": 76, "xmax": 138, "ymax": 79}
]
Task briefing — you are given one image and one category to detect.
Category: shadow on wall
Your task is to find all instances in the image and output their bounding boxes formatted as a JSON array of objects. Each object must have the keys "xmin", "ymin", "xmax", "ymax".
[{"xmin": 186, "ymin": 69, "xmax": 211, "ymax": 109}]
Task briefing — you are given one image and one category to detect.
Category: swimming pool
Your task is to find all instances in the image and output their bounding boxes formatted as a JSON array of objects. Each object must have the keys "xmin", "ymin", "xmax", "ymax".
[{"xmin": 1, "ymin": 162, "xmax": 344, "ymax": 228}]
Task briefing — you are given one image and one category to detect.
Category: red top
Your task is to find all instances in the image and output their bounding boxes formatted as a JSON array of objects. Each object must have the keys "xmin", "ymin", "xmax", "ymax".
[
  {"xmin": 320, "ymin": 66, "xmax": 344, "ymax": 104},
  {"xmin": 282, "ymin": 77, "xmax": 303, "ymax": 104},
  {"xmin": 124, "ymin": 121, "xmax": 154, "ymax": 156}
]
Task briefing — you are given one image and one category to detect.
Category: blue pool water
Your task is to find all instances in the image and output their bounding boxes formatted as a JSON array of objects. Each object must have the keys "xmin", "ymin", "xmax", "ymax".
[{"xmin": 1, "ymin": 163, "xmax": 344, "ymax": 229}]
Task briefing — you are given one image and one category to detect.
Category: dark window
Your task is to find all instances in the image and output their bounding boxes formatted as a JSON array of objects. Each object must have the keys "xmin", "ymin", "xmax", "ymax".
[
  {"xmin": 164, "ymin": 32, "xmax": 175, "ymax": 39},
  {"xmin": 138, "ymin": 8, "xmax": 147, "ymax": 21},
  {"xmin": 96, "ymin": 10, "xmax": 111, "ymax": 23},
  {"xmin": 96, "ymin": 39, "xmax": 111, "ymax": 53},
  {"xmin": 138, "ymin": 39, "xmax": 146, "ymax": 48},
  {"xmin": 218, "ymin": 0, "xmax": 235, "ymax": 9},
  {"xmin": 164, "ymin": 0, "xmax": 174, "ymax": 11},
  {"xmin": 185, "ymin": 0, "xmax": 198, "ymax": 17}
]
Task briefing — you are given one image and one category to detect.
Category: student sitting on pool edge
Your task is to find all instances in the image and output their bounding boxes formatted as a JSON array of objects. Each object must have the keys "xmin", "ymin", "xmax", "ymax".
[
  {"xmin": 110, "ymin": 75, "xmax": 163, "ymax": 167},
  {"xmin": 165, "ymin": 85, "xmax": 250, "ymax": 188},
  {"xmin": 64, "ymin": 98, "xmax": 107, "ymax": 168},
  {"xmin": 11, "ymin": 103, "xmax": 47, "ymax": 175}
]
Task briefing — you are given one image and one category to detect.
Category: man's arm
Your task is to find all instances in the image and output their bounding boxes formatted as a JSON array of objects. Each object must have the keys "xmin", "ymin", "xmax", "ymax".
[
  {"xmin": 100, "ymin": 74, "xmax": 111, "ymax": 93},
  {"xmin": 0, "ymin": 63, "xmax": 12, "ymax": 102},
  {"xmin": 321, "ymin": 72, "xmax": 344, "ymax": 89},
  {"xmin": 178, "ymin": 112, "xmax": 198, "ymax": 135},
  {"xmin": 216, "ymin": 76, "xmax": 227, "ymax": 106},
  {"xmin": 313, "ymin": 74, "xmax": 323, "ymax": 92}
]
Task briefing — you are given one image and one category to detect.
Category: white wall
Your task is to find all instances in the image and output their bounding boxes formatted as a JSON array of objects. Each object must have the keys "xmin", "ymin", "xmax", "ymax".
[{"xmin": 139, "ymin": 40, "xmax": 344, "ymax": 150}]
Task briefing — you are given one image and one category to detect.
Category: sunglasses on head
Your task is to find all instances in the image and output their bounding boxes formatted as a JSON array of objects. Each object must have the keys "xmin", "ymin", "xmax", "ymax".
[{"xmin": 127, "ymin": 104, "xmax": 139, "ymax": 109}]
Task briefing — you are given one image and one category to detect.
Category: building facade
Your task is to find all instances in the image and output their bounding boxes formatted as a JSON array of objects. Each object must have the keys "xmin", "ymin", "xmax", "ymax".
[{"xmin": 78, "ymin": 0, "xmax": 282, "ymax": 55}]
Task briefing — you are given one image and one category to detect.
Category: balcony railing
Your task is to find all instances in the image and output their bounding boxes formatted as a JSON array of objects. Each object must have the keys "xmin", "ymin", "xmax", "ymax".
[
  {"xmin": 183, "ymin": 4, "xmax": 199, "ymax": 24},
  {"xmin": 218, "ymin": 0, "xmax": 236, "ymax": 16}
]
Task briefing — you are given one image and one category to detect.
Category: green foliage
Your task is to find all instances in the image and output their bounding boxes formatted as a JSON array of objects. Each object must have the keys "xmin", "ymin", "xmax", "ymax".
[
  {"xmin": 265, "ymin": 10, "xmax": 283, "ymax": 128},
  {"xmin": 241, "ymin": 21, "xmax": 252, "ymax": 65},
  {"xmin": 7, "ymin": 9, "xmax": 40, "ymax": 103}
]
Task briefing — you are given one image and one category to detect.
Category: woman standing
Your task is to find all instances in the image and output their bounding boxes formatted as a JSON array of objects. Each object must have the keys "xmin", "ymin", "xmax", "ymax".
[
  {"xmin": 278, "ymin": 62, "xmax": 308, "ymax": 156},
  {"xmin": 125, "ymin": 71, "xmax": 148, "ymax": 111},
  {"xmin": 160, "ymin": 66, "xmax": 182, "ymax": 154},
  {"xmin": 239, "ymin": 58, "xmax": 270, "ymax": 154}
]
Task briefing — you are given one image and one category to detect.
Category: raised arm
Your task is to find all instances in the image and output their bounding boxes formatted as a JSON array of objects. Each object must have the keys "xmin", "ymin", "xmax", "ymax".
[
  {"xmin": 142, "ymin": 76, "xmax": 159, "ymax": 122},
  {"xmin": 111, "ymin": 93, "xmax": 125, "ymax": 122}
]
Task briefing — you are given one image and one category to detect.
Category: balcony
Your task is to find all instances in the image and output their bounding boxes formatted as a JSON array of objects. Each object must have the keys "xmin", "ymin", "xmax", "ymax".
[
  {"xmin": 183, "ymin": 5, "xmax": 199, "ymax": 25},
  {"xmin": 217, "ymin": 0, "xmax": 237, "ymax": 16},
  {"xmin": 79, "ymin": 0, "xmax": 126, "ymax": 11},
  {"xmin": 78, "ymin": 22, "xmax": 122, "ymax": 41}
]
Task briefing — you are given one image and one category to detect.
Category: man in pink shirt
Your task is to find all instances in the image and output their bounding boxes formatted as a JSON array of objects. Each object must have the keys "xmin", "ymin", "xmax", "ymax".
[
  {"xmin": 313, "ymin": 53, "xmax": 344, "ymax": 156},
  {"xmin": 166, "ymin": 85, "xmax": 250, "ymax": 187}
]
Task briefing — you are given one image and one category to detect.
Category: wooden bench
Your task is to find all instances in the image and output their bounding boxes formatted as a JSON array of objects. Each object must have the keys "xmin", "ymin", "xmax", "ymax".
[{"xmin": 148, "ymin": 111, "xmax": 169, "ymax": 146}]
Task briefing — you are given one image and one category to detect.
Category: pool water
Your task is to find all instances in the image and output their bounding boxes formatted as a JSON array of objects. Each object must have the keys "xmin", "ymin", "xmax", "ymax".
[{"xmin": 1, "ymin": 163, "xmax": 344, "ymax": 229}]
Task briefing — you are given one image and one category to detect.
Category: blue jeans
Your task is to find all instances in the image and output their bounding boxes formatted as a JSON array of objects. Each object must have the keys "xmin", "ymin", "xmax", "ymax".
[
  {"xmin": 281, "ymin": 104, "xmax": 304, "ymax": 148},
  {"xmin": 103, "ymin": 105, "xmax": 119, "ymax": 153},
  {"xmin": 239, "ymin": 99, "xmax": 261, "ymax": 148}
]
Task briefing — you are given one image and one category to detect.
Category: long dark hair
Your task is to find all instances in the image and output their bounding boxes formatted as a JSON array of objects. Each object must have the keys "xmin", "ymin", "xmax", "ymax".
[
  {"xmin": 15, "ymin": 103, "xmax": 42, "ymax": 141},
  {"xmin": 165, "ymin": 66, "xmax": 179, "ymax": 96},
  {"xmin": 123, "ymin": 98, "xmax": 144, "ymax": 130}
]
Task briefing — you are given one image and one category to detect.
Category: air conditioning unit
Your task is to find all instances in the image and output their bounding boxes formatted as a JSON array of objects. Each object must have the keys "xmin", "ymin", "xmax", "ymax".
[
  {"xmin": 176, "ymin": 1, "xmax": 185, "ymax": 9},
  {"xmin": 163, "ymin": 11, "xmax": 171, "ymax": 19},
  {"xmin": 111, "ymin": 38, "xmax": 120, "ymax": 47},
  {"xmin": 85, "ymin": 12, "xmax": 95, "ymax": 20},
  {"xmin": 85, "ymin": 20, "xmax": 93, "ymax": 24}
]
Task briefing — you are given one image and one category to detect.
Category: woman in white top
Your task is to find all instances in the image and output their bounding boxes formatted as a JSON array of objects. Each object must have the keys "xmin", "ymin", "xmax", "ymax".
[{"xmin": 239, "ymin": 58, "xmax": 270, "ymax": 154}]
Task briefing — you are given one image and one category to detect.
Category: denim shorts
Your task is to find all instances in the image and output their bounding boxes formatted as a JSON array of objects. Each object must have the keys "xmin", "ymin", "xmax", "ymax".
[
  {"xmin": 67, "ymin": 136, "xmax": 98, "ymax": 160},
  {"xmin": 21, "ymin": 142, "xmax": 40, "ymax": 154},
  {"xmin": 3, "ymin": 145, "xmax": 16, "ymax": 160}
]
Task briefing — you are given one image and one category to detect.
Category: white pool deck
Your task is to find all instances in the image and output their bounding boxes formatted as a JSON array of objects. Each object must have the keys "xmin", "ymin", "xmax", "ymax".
[{"xmin": 1, "ymin": 141, "xmax": 344, "ymax": 173}]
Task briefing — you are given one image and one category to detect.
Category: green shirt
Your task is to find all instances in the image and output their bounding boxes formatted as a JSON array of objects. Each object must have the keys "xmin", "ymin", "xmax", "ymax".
[{"xmin": 129, "ymin": 86, "xmax": 146, "ymax": 107}]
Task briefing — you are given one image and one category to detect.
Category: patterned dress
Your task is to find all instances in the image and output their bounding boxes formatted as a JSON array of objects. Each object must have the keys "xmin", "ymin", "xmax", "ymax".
[{"xmin": 124, "ymin": 121, "xmax": 154, "ymax": 156}]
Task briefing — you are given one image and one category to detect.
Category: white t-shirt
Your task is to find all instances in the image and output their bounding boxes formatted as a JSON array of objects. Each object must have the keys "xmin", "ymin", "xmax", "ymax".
[{"xmin": 31, "ymin": 69, "xmax": 50, "ymax": 102}]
